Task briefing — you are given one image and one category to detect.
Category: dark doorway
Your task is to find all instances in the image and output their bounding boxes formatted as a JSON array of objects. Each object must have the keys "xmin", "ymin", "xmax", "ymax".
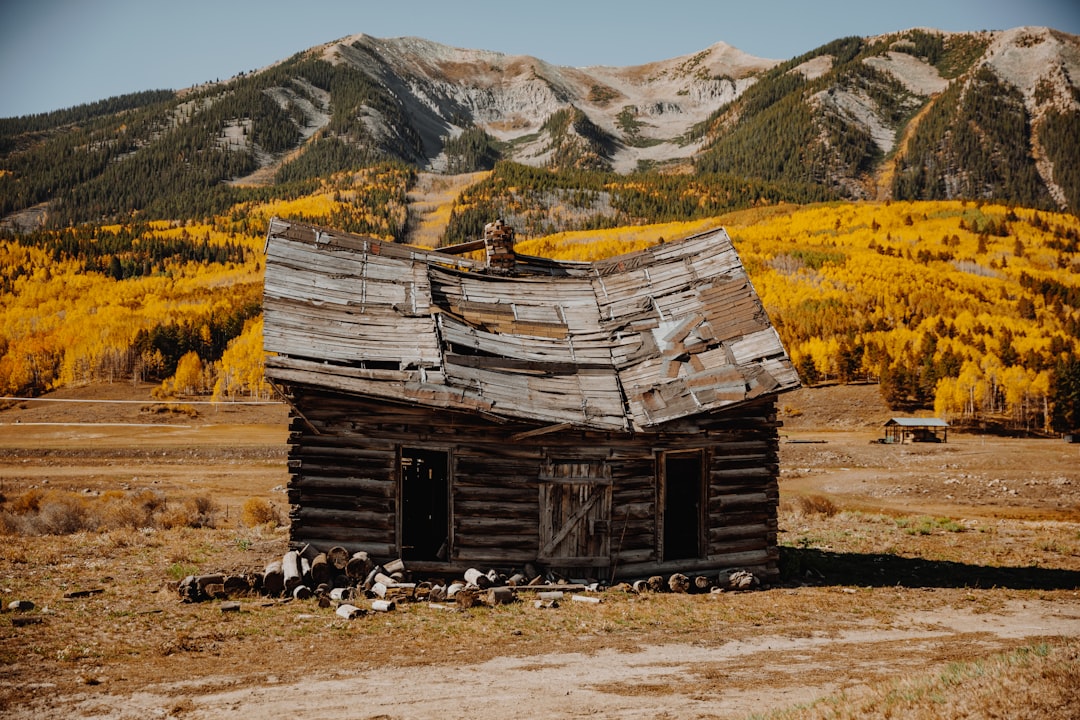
[
  {"xmin": 663, "ymin": 452, "xmax": 703, "ymax": 561},
  {"xmin": 400, "ymin": 448, "xmax": 449, "ymax": 562}
]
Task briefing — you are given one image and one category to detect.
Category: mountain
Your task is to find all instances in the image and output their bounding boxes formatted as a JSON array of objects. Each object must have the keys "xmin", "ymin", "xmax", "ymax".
[
  {"xmin": 1, "ymin": 27, "xmax": 1079, "ymax": 231},
  {"xmin": 694, "ymin": 27, "xmax": 1080, "ymax": 209}
]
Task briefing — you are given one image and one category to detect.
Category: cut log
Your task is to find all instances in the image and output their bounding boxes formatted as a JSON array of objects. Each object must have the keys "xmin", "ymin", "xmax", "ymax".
[
  {"xmin": 371, "ymin": 599, "xmax": 396, "ymax": 612},
  {"xmin": 196, "ymin": 574, "xmax": 225, "ymax": 594},
  {"xmin": 300, "ymin": 556, "xmax": 312, "ymax": 585},
  {"xmin": 310, "ymin": 553, "xmax": 331, "ymax": 586},
  {"xmin": 263, "ymin": 560, "xmax": 284, "ymax": 597},
  {"xmin": 464, "ymin": 568, "xmax": 492, "ymax": 589},
  {"xmin": 485, "ymin": 587, "xmax": 515, "ymax": 606},
  {"xmin": 455, "ymin": 588, "xmax": 480, "ymax": 608},
  {"xmin": 668, "ymin": 573, "xmax": 690, "ymax": 593},
  {"xmin": 346, "ymin": 551, "xmax": 373, "ymax": 579},
  {"xmin": 293, "ymin": 585, "xmax": 313, "ymax": 600},
  {"xmin": 223, "ymin": 576, "xmax": 251, "ymax": 597},
  {"xmin": 362, "ymin": 567, "xmax": 381, "ymax": 591},
  {"xmin": 327, "ymin": 546, "xmax": 350, "ymax": 571},
  {"xmin": 329, "ymin": 587, "xmax": 354, "ymax": 601},
  {"xmin": 645, "ymin": 575, "xmax": 666, "ymax": 593},
  {"xmin": 283, "ymin": 551, "xmax": 302, "ymax": 592},
  {"xmin": 382, "ymin": 558, "xmax": 405, "ymax": 574},
  {"xmin": 693, "ymin": 575, "xmax": 713, "ymax": 593},
  {"xmin": 336, "ymin": 604, "xmax": 365, "ymax": 619}
]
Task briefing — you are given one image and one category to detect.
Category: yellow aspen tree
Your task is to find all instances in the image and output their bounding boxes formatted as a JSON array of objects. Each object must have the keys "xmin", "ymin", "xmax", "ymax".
[
  {"xmin": 1001, "ymin": 365, "xmax": 1032, "ymax": 424},
  {"xmin": 933, "ymin": 376, "xmax": 961, "ymax": 420},
  {"xmin": 172, "ymin": 351, "xmax": 204, "ymax": 396},
  {"xmin": 213, "ymin": 317, "xmax": 268, "ymax": 400},
  {"xmin": 1031, "ymin": 370, "xmax": 1053, "ymax": 433}
]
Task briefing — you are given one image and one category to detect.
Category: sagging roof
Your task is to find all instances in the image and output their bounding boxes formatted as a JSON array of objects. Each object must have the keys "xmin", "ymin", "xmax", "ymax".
[{"xmin": 262, "ymin": 217, "xmax": 799, "ymax": 432}]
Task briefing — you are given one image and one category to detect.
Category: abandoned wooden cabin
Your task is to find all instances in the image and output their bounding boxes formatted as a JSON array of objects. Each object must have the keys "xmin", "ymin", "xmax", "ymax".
[{"xmin": 263, "ymin": 217, "xmax": 801, "ymax": 583}]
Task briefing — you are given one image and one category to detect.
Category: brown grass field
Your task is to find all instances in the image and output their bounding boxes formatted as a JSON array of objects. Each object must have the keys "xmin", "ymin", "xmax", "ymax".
[{"xmin": 1, "ymin": 383, "xmax": 1078, "ymax": 718}]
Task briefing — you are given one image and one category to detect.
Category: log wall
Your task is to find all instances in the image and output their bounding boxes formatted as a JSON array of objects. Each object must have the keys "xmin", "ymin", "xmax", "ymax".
[{"xmin": 283, "ymin": 385, "xmax": 782, "ymax": 582}]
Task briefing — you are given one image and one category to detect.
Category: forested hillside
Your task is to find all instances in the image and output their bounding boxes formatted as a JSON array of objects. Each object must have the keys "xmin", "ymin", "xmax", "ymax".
[
  {"xmin": 2, "ymin": 184, "xmax": 1078, "ymax": 432},
  {"xmin": 2, "ymin": 27, "xmax": 1079, "ymax": 233},
  {"xmin": 693, "ymin": 29, "xmax": 1079, "ymax": 209}
]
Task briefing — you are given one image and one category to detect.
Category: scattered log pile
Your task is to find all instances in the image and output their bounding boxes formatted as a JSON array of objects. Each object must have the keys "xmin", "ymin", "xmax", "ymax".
[{"xmin": 177, "ymin": 544, "xmax": 766, "ymax": 616}]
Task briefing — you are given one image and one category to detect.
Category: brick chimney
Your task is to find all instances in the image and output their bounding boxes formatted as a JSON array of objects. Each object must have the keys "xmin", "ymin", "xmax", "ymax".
[{"xmin": 483, "ymin": 219, "xmax": 516, "ymax": 272}]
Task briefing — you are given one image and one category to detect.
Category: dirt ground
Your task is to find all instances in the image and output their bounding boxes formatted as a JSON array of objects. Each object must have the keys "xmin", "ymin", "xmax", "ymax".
[{"xmin": 1, "ymin": 383, "xmax": 1078, "ymax": 719}]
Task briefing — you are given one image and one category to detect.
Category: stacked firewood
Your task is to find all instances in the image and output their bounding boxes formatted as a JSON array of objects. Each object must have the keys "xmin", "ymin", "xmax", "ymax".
[{"xmin": 177, "ymin": 544, "xmax": 763, "ymax": 616}]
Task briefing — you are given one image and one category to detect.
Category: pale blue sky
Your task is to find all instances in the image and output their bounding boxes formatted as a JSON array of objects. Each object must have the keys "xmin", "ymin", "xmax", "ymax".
[{"xmin": 2, "ymin": 0, "xmax": 1078, "ymax": 117}]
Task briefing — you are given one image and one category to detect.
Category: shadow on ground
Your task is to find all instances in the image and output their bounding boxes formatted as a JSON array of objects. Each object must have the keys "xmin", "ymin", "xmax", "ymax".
[{"xmin": 780, "ymin": 546, "xmax": 1080, "ymax": 590}]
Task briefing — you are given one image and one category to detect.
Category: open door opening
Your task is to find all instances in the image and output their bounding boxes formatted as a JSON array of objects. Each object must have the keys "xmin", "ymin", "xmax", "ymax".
[
  {"xmin": 663, "ymin": 451, "xmax": 703, "ymax": 561},
  {"xmin": 400, "ymin": 448, "xmax": 449, "ymax": 562}
]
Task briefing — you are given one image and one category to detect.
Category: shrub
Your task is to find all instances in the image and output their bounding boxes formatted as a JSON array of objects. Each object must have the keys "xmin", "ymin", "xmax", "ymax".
[
  {"xmin": 159, "ymin": 495, "xmax": 218, "ymax": 529},
  {"xmin": 0, "ymin": 488, "xmax": 218, "ymax": 534},
  {"xmin": 795, "ymin": 494, "xmax": 839, "ymax": 517},
  {"xmin": 34, "ymin": 492, "xmax": 98, "ymax": 534},
  {"xmin": 240, "ymin": 497, "xmax": 281, "ymax": 528},
  {"xmin": 9, "ymin": 488, "xmax": 45, "ymax": 515}
]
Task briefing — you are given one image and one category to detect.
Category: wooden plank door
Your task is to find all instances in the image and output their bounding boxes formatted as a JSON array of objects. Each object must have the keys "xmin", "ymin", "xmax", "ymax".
[{"xmin": 538, "ymin": 461, "xmax": 612, "ymax": 568}]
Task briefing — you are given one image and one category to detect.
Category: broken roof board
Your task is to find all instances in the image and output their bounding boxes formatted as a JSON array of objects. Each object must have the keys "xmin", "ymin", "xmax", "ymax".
[{"xmin": 263, "ymin": 217, "xmax": 799, "ymax": 432}]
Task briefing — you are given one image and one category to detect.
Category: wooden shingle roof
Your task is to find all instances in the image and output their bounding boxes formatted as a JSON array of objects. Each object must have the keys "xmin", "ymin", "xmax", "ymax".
[{"xmin": 263, "ymin": 217, "xmax": 799, "ymax": 431}]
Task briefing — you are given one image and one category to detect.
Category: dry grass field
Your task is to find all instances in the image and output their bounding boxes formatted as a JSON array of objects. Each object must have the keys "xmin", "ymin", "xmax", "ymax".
[{"xmin": 1, "ymin": 383, "xmax": 1078, "ymax": 718}]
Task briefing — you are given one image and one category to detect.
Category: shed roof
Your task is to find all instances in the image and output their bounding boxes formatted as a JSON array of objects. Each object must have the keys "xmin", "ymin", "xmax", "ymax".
[
  {"xmin": 263, "ymin": 217, "xmax": 800, "ymax": 432},
  {"xmin": 885, "ymin": 417, "xmax": 950, "ymax": 427}
]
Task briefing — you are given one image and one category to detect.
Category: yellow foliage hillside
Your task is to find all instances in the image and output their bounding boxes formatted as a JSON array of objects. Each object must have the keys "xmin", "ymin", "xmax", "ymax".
[{"xmin": 2, "ymin": 197, "xmax": 1078, "ymax": 432}]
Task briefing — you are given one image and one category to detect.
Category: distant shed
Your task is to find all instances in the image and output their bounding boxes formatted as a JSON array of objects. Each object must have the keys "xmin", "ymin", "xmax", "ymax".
[
  {"xmin": 884, "ymin": 417, "xmax": 949, "ymax": 444},
  {"xmin": 262, "ymin": 217, "xmax": 801, "ymax": 582}
]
